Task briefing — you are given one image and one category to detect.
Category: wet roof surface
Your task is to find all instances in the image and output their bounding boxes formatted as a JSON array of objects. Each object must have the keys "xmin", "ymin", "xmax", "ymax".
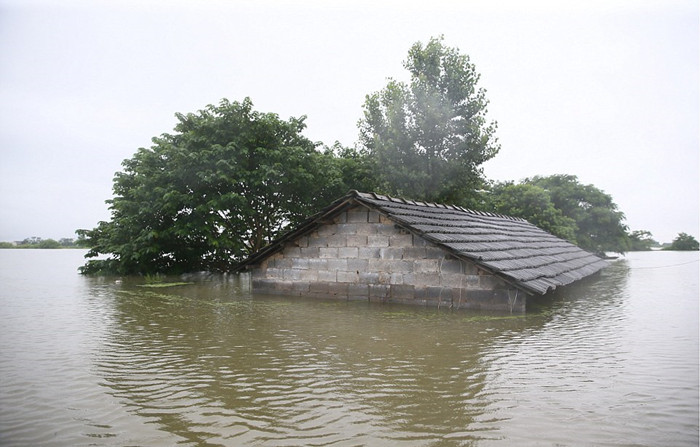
[{"xmin": 354, "ymin": 192, "xmax": 608, "ymax": 294}]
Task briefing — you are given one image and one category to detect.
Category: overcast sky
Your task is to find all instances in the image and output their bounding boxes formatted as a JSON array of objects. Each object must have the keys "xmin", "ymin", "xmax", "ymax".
[{"xmin": 1, "ymin": 0, "xmax": 698, "ymax": 244}]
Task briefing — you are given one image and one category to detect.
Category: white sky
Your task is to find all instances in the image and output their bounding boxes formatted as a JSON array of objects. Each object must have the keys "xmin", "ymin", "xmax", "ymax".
[{"xmin": 1, "ymin": 0, "xmax": 698, "ymax": 244}]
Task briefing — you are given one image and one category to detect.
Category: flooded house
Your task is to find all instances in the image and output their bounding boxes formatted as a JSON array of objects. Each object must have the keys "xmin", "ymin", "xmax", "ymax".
[{"xmin": 235, "ymin": 191, "xmax": 608, "ymax": 312}]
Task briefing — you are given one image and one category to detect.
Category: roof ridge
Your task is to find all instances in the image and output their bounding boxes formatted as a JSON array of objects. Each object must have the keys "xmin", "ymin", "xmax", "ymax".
[{"xmin": 353, "ymin": 190, "xmax": 529, "ymax": 223}]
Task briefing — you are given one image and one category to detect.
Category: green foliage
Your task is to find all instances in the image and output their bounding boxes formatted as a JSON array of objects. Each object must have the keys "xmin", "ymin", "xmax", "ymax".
[
  {"xmin": 359, "ymin": 36, "xmax": 499, "ymax": 207},
  {"xmin": 484, "ymin": 182, "xmax": 578, "ymax": 243},
  {"xmin": 37, "ymin": 238, "xmax": 61, "ymax": 249},
  {"xmin": 523, "ymin": 175, "xmax": 629, "ymax": 254},
  {"xmin": 3, "ymin": 237, "xmax": 71, "ymax": 249},
  {"xmin": 665, "ymin": 233, "xmax": 699, "ymax": 251},
  {"xmin": 481, "ymin": 175, "xmax": 630, "ymax": 254},
  {"xmin": 78, "ymin": 98, "xmax": 346, "ymax": 275},
  {"xmin": 627, "ymin": 230, "xmax": 657, "ymax": 251}
]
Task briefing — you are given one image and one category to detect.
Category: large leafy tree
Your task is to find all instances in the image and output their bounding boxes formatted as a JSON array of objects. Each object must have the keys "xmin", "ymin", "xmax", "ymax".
[
  {"xmin": 485, "ymin": 182, "xmax": 578, "ymax": 243},
  {"xmin": 627, "ymin": 230, "xmax": 657, "ymax": 251},
  {"xmin": 665, "ymin": 233, "xmax": 699, "ymax": 251},
  {"xmin": 78, "ymin": 98, "xmax": 344, "ymax": 275},
  {"xmin": 524, "ymin": 175, "xmax": 629, "ymax": 254},
  {"xmin": 359, "ymin": 36, "xmax": 500, "ymax": 207}
]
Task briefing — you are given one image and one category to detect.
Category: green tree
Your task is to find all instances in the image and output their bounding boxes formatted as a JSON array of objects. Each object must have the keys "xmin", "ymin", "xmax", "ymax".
[
  {"xmin": 323, "ymin": 143, "xmax": 378, "ymax": 194},
  {"xmin": 665, "ymin": 232, "xmax": 699, "ymax": 251},
  {"xmin": 37, "ymin": 239, "xmax": 61, "ymax": 249},
  {"xmin": 359, "ymin": 36, "xmax": 499, "ymax": 207},
  {"xmin": 484, "ymin": 182, "xmax": 578, "ymax": 242},
  {"xmin": 78, "ymin": 98, "xmax": 344, "ymax": 275},
  {"xmin": 524, "ymin": 175, "xmax": 629, "ymax": 254},
  {"xmin": 627, "ymin": 230, "xmax": 657, "ymax": 251}
]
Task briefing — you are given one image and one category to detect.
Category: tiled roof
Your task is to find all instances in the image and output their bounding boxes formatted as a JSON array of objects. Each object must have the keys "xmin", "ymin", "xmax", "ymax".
[{"xmin": 236, "ymin": 191, "xmax": 608, "ymax": 295}]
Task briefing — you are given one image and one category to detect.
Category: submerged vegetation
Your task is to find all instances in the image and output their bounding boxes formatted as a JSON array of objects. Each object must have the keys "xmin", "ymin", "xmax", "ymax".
[{"xmin": 76, "ymin": 36, "xmax": 687, "ymax": 275}]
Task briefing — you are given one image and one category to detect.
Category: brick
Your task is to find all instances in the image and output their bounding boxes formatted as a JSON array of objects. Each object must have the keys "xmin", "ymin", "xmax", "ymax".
[
  {"xmin": 369, "ymin": 284, "xmax": 390, "ymax": 300},
  {"xmin": 347, "ymin": 258, "xmax": 369, "ymax": 271},
  {"xmin": 290, "ymin": 281, "xmax": 310, "ymax": 294},
  {"xmin": 299, "ymin": 269, "xmax": 319, "ymax": 281},
  {"xmin": 339, "ymin": 247, "xmax": 359, "ymax": 258},
  {"xmin": 300, "ymin": 247, "xmax": 320, "ymax": 258},
  {"xmin": 368, "ymin": 258, "xmax": 392, "ymax": 273},
  {"xmin": 318, "ymin": 270, "xmax": 336, "ymax": 282},
  {"xmin": 346, "ymin": 234, "xmax": 368, "ymax": 247},
  {"xmin": 307, "ymin": 235, "xmax": 329, "ymax": 247},
  {"xmin": 328, "ymin": 282, "xmax": 349, "ymax": 296},
  {"xmin": 378, "ymin": 271, "xmax": 391, "ymax": 284},
  {"xmin": 337, "ymin": 270, "xmax": 359, "ymax": 283},
  {"xmin": 326, "ymin": 259, "xmax": 348, "ymax": 271},
  {"xmin": 462, "ymin": 275, "xmax": 480, "ymax": 288},
  {"xmin": 295, "ymin": 236, "xmax": 309, "ymax": 248},
  {"xmin": 348, "ymin": 283, "xmax": 369, "ymax": 298},
  {"xmin": 335, "ymin": 212, "xmax": 348, "ymax": 224},
  {"xmin": 389, "ymin": 260, "xmax": 413, "ymax": 273},
  {"xmin": 266, "ymin": 268, "xmax": 284, "ymax": 279},
  {"xmin": 356, "ymin": 224, "xmax": 379, "ymax": 235},
  {"xmin": 425, "ymin": 247, "xmax": 446, "ymax": 259},
  {"xmin": 317, "ymin": 225, "xmax": 337, "ymax": 236},
  {"xmin": 367, "ymin": 211, "xmax": 380, "ymax": 223},
  {"xmin": 359, "ymin": 271, "xmax": 379, "ymax": 283},
  {"xmin": 282, "ymin": 246, "xmax": 301, "ymax": 257},
  {"xmin": 440, "ymin": 258, "xmax": 463, "ymax": 274},
  {"xmin": 359, "ymin": 247, "xmax": 381, "ymax": 259},
  {"xmin": 462, "ymin": 262, "xmax": 479, "ymax": 275},
  {"xmin": 319, "ymin": 247, "xmax": 339, "ymax": 258},
  {"xmin": 412, "ymin": 235, "xmax": 430, "ymax": 246},
  {"xmin": 441, "ymin": 273, "xmax": 465, "ymax": 288},
  {"xmin": 283, "ymin": 269, "xmax": 302, "ymax": 281},
  {"xmin": 327, "ymin": 234, "xmax": 346, "ymax": 247},
  {"xmin": 292, "ymin": 258, "xmax": 309, "ymax": 269},
  {"xmin": 307, "ymin": 258, "xmax": 328, "ymax": 269},
  {"xmin": 390, "ymin": 272, "xmax": 404, "ymax": 284},
  {"xmin": 414, "ymin": 272, "xmax": 440, "ymax": 286},
  {"xmin": 379, "ymin": 247, "xmax": 403, "ymax": 260},
  {"xmin": 336, "ymin": 223, "xmax": 360, "ymax": 234},
  {"xmin": 414, "ymin": 259, "xmax": 439, "ymax": 273},
  {"xmin": 389, "ymin": 234, "xmax": 413, "ymax": 247},
  {"xmin": 377, "ymin": 224, "xmax": 398, "ymax": 236},
  {"xmin": 479, "ymin": 275, "xmax": 506, "ymax": 289},
  {"xmin": 346, "ymin": 209, "xmax": 368, "ymax": 223},
  {"xmin": 367, "ymin": 235, "xmax": 389, "ymax": 247},
  {"xmin": 403, "ymin": 247, "xmax": 427, "ymax": 259},
  {"xmin": 276, "ymin": 258, "xmax": 292, "ymax": 269},
  {"xmin": 390, "ymin": 284, "xmax": 415, "ymax": 300}
]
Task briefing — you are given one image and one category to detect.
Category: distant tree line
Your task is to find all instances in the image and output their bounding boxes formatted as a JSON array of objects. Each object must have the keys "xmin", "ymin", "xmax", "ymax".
[
  {"xmin": 0, "ymin": 236, "xmax": 88, "ymax": 249},
  {"xmin": 77, "ymin": 36, "xmax": 698, "ymax": 275}
]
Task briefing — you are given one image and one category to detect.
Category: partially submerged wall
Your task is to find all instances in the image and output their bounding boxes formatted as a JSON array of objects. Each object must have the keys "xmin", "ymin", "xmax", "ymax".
[{"xmin": 250, "ymin": 205, "xmax": 526, "ymax": 311}]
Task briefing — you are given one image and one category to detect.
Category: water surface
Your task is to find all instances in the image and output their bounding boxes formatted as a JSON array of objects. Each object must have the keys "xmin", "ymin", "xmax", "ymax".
[{"xmin": 0, "ymin": 249, "xmax": 697, "ymax": 446}]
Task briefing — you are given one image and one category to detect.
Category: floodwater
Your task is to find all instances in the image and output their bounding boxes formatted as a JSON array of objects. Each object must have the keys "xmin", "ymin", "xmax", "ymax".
[{"xmin": 0, "ymin": 249, "xmax": 697, "ymax": 446}]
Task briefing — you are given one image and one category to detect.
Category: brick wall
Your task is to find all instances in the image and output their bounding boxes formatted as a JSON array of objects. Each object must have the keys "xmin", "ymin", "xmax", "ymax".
[{"xmin": 250, "ymin": 205, "xmax": 526, "ymax": 311}]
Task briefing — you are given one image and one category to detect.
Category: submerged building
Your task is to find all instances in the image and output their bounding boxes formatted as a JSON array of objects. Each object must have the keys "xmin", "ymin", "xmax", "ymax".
[{"xmin": 234, "ymin": 191, "xmax": 608, "ymax": 312}]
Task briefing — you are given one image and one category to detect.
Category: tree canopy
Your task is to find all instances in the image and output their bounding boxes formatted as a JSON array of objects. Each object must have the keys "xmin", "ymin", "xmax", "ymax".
[
  {"xmin": 485, "ymin": 182, "xmax": 577, "ymax": 243},
  {"xmin": 78, "ymin": 39, "xmax": 648, "ymax": 275},
  {"xmin": 358, "ymin": 36, "xmax": 499, "ymax": 207},
  {"xmin": 78, "ymin": 98, "xmax": 346, "ymax": 275},
  {"xmin": 522, "ymin": 175, "xmax": 629, "ymax": 254},
  {"xmin": 482, "ymin": 175, "xmax": 630, "ymax": 254},
  {"xmin": 627, "ymin": 230, "xmax": 657, "ymax": 251},
  {"xmin": 665, "ymin": 233, "xmax": 699, "ymax": 251}
]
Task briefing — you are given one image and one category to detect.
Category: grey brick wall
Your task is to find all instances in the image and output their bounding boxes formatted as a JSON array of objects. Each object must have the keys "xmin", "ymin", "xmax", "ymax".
[{"xmin": 250, "ymin": 205, "xmax": 526, "ymax": 311}]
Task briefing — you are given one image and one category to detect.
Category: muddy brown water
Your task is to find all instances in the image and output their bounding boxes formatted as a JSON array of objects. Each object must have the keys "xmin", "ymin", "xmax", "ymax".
[{"xmin": 0, "ymin": 249, "xmax": 697, "ymax": 446}]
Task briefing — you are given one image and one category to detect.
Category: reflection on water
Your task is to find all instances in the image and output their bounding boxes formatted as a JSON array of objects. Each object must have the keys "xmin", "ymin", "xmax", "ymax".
[{"xmin": 0, "ymin": 250, "xmax": 698, "ymax": 446}]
